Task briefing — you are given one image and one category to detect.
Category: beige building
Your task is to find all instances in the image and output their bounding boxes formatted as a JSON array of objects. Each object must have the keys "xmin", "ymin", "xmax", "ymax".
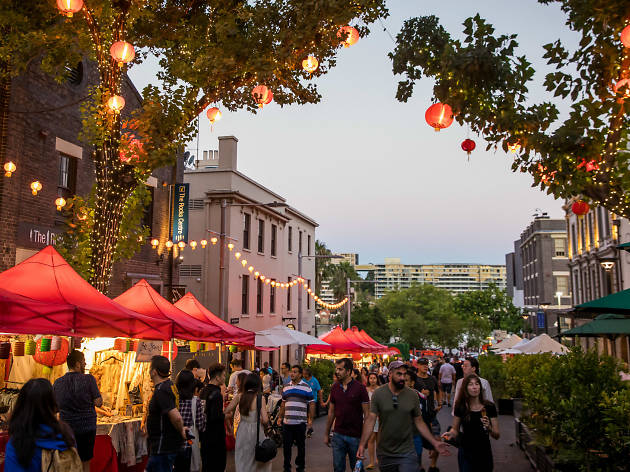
[{"xmin": 182, "ymin": 136, "xmax": 317, "ymax": 366}]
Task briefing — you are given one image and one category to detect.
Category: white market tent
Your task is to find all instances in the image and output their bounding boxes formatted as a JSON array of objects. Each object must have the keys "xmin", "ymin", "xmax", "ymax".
[
  {"xmin": 490, "ymin": 334, "xmax": 523, "ymax": 350},
  {"xmin": 516, "ymin": 333, "xmax": 568, "ymax": 354},
  {"xmin": 255, "ymin": 325, "xmax": 329, "ymax": 348}
]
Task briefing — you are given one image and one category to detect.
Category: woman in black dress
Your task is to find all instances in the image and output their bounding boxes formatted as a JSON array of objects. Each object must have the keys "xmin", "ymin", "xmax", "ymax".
[{"xmin": 442, "ymin": 373, "xmax": 500, "ymax": 471}]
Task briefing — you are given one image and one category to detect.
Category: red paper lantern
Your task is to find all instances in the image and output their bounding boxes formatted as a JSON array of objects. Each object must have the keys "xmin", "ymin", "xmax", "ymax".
[
  {"xmin": 56, "ymin": 0, "xmax": 83, "ymax": 17},
  {"xmin": 337, "ymin": 26, "xmax": 360, "ymax": 48},
  {"xmin": 161, "ymin": 342, "xmax": 178, "ymax": 359},
  {"xmin": 252, "ymin": 85, "xmax": 273, "ymax": 108},
  {"xmin": 461, "ymin": 139, "xmax": 476, "ymax": 156},
  {"xmin": 572, "ymin": 200, "xmax": 590, "ymax": 216},
  {"xmin": 206, "ymin": 107, "xmax": 222, "ymax": 124},
  {"xmin": 34, "ymin": 337, "xmax": 69, "ymax": 367},
  {"xmin": 621, "ymin": 25, "xmax": 630, "ymax": 48},
  {"xmin": 110, "ymin": 41, "xmax": 136, "ymax": 67},
  {"xmin": 425, "ymin": 103, "xmax": 454, "ymax": 131}
]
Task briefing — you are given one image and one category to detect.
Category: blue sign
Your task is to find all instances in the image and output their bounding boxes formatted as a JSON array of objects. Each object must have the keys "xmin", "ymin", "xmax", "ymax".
[
  {"xmin": 171, "ymin": 184, "xmax": 189, "ymax": 242},
  {"xmin": 536, "ymin": 311, "xmax": 546, "ymax": 329}
]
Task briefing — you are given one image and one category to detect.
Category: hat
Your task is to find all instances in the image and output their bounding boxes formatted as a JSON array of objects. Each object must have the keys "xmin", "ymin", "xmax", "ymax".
[
  {"xmin": 418, "ymin": 358, "xmax": 429, "ymax": 365},
  {"xmin": 388, "ymin": 360, "xmax": 405, "ymax": 371}
]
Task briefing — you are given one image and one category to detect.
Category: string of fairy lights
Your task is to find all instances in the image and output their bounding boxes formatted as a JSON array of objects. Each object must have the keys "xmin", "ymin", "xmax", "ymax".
[{"xmin": 148, "ymin": 236, "xmax": 349, "ymax": 310}]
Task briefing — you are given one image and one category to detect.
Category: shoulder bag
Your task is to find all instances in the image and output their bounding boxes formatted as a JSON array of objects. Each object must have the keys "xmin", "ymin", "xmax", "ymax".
[
  {"xmin": 255, "ymin": 393, "xmax": 277, "ymax": 463},
  {"xmin": 42, "ymin": 447, "xmax": 82, "ymax": 472}
]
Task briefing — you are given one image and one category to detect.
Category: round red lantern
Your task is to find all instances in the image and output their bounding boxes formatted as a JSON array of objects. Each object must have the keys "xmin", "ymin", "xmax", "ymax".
[
  {"xmin": 161, "ymin": 342, "xmax": 178, "ymax": 359},
  {"xmin": 34, "ymin": 337, "xmax": 69, "ymax": 367},
  {"xmin": 302, "ymin": 56, "xmax": 319, "ymax": 73},
  {"xmin": 425, "ymin": 103, "xmax": 454, "ymax": 131},
  {"xmin": 621, "ymin": 25, "xmax": 630, "ymax": 48},
  {"xmin": 110, "ymin": 41, "xmax": 136, "ymax": 67},
  {"xmin": 461, "ymin": 139, "xmax": 476, "ymax": 156},
  {"xmin": 571, "ymin": 200, "xmax": 590, "ymax": 217},
  {"xmin": 206, "ymin": 106, "xmax": 222, "ymax": 131},
  {"xmin": 337, "ymin": 26, "xmax": 360, "ymax": 48},
  {"xmin": 252, "ymin": 85, "xmax": 273, "ymax": 108},
  {"xmin": 56, "ymin": 0, "xmax": 83, "ymax": 17}
]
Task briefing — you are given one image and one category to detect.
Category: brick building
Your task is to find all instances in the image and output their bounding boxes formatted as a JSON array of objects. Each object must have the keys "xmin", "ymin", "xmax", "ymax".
[{"xmin": 0, "ymin": 58, "xmax": 180, "ymax": 297}]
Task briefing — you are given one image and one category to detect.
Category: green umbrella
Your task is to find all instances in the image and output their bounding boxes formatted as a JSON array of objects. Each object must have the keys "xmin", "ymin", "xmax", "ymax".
[
  {"xmin": 617, "ymin": 242, "xmax": 630, "ymax": 253},
  {"xmin": 562, "ymin": 314, "xmax": 630, "ymax": 336},
  {"xmin": 575, "ymin": 289, "xmax": 630, "ymax": 314}
]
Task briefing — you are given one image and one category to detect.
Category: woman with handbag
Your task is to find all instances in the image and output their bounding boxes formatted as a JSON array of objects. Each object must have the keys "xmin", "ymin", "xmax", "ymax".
[{"xmin": 225, "ymin": 373, "xmax": 274, "ymax": 472}]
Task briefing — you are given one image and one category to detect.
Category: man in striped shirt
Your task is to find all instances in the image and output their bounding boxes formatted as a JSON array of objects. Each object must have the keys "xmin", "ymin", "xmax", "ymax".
[{"xmin": 277, "ymin": 365, "xmax": 315, "ymax": 472}]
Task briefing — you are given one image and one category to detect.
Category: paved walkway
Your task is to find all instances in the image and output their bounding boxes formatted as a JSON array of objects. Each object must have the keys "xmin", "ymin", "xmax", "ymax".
[{"xmin": 226, "ymin": 407, "xmax": 533, "ymax": 471}]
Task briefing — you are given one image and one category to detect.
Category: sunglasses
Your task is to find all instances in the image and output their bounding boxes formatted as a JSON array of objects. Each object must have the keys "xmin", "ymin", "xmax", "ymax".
[{"xmin": 392, "ymin": 394, "xmax": 399, "ymax": 409}]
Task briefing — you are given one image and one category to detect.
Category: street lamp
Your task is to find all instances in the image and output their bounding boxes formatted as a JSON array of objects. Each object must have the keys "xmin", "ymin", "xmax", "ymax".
[{"xmin": 555, "ymin": 291, "xmax": 563, "ymax": 307}]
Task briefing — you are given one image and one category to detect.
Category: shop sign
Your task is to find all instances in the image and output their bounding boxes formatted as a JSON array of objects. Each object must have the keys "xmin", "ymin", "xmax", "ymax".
[
  {"xmin": 230, "ymin": 318, "xmax": 240, "ymax": 324},
  {"xmin": 136, "ymin": 340, "xmax": 163, "ymax": 362},
  {"xmin": 171, "ymin": 183, "xmax": 189, "ymax": 242},
  {"xmin": 17, "ymin": 222, "xmax": 63, "ymax": 249}
]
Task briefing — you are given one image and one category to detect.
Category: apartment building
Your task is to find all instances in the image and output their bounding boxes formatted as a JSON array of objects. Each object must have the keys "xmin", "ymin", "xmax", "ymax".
[
  {"xmin": 367, "ymin": 258, "xmax": 506, "ymax": 298},
  {"xmin": 182, "ymin": 136, "xmax": 317, "ymax": 366}
]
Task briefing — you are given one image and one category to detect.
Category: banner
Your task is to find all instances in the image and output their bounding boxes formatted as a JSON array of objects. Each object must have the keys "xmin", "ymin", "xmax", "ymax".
[
  {"xmin": 536, "ymin": 311, "xmax": 546, "ymax": 329},
  {"xmin": 171, "ymin": 183, "xmax": 190, "ymax": 242}
]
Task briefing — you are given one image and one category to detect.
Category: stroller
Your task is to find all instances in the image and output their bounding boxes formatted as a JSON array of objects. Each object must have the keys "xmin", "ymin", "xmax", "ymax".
[{"xmin": 266, "ymin": 396, "xmax": 284, "ymax": 448}]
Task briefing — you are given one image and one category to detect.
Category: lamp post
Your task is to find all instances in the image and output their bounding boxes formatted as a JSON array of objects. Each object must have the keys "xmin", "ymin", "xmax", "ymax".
[{"xmin": 599, "ymin": 258, "xmax": 616, "ymax": 295}]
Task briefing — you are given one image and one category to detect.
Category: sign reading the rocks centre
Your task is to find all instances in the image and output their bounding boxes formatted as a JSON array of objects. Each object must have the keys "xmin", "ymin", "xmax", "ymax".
[{"xmin": 171, "ymin": 183, "xmax": 189, "ymax": 243}]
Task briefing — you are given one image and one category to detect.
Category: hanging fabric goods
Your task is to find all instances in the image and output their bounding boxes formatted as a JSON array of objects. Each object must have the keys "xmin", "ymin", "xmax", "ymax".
[
  {"xmin": 0, "ymin": 342, "xmax": 11, "ymax": 359},
  {"xmin": 25, "ymin": 340, "xmax": 36, "ymax": 355},
  {"xmin": 51, "ymin": 336, "xmax": 62, "ymax": 351},
  {"xmin": 190, "ymin": 341, "xmax": 198, "ymax": 353},
  {"xmin": 13, "ymin": 341, "xmax": 25, "ymax": 357},
  {"xmin": 40, "ymin": 337, "xmax": 52, "ymax": 352}
]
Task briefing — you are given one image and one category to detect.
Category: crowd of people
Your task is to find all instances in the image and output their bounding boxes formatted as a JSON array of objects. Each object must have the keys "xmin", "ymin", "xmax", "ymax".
[{"xmin": 3, "ymin": 350, "xmax": 500, "ymax": 472}]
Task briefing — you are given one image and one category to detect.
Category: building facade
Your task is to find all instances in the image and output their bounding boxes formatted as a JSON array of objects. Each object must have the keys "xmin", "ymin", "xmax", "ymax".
[
  {"xmin": 0, "ymin": 58, "xmax": 179, "ymax": 297},
  {"xmin": 566, "ymin": 202, "xmax": 630, "ymax": 360},
  {"xmin": 359, "ymin": 258, "xmax": 506, "ymax": 298},
  {"xmin": 182, "ymin": 136, "xmax": 317, "ymax": 366},
  {"xmin": 508, "ymin": 215, "xmax": 570, "ymax": 336},
  {"xmin": 505, "ymin": 240, "xmax": 525, "ymax": 308}
]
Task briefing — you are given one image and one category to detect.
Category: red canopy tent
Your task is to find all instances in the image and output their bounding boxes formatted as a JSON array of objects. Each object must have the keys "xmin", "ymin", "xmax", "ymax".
[
  {"xmin": 174, "ymin": 293, "xmax": 255, "ymax": 346},
  {"xmin": 0, "ymin": 246, "xmax": 171, "ymax": 340},
  {"xmin": 306, "ymin": 326, "xmax": 364, "ymax": 354},
  {"xmin": 114, "ymin": 281, "xmax": 224, "ymax": 341},
  {"xmin": 354, "ymin": 328, "xmax": 389, "ymax": 353},
  {"xmin": 0, "ymin": 287, "xmax": 76, "ymax": 336},
  {"xmin": 344, "ymin": 328, "xmax": 378, "ymax": 352}
]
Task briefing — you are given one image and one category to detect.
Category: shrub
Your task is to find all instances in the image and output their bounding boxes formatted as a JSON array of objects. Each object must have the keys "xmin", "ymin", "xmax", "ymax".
[
  {"xmin": 305, "ymin": 358, "xmax": 335, "ymax": 400},
  {"xmin": 478, "ymin": 353, "xmax": 507, "ymax": 399}
]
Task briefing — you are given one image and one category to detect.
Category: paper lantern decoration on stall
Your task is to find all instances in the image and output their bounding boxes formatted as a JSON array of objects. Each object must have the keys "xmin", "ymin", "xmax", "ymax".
[
  {"xmin": 337, "ymin": 26, "xmax": 360, "ymax": 47},
  {"xmin": 425, "ymin": 103, "xmax": 454, "ymax": 131},
  {"xmin": 161, "ymin": 342, "xmax": 179, "ymax": 359},
  {"xmin": 40, "ymin": 337, "xmax": 51, "ymax": 352},
  {"xmin": 56, "ymin": 0, "xmax": 83, "ymax": 17},
  {"xmin": 12, "ymin": 341, "xmax": 25, "ymax": 357},
  {"xmin": 229, "ymin": 345, "xmax": 237, "ymax": 353},
  {"xmin": 0, "ymin": 342, "xmax": 10, "ymax": 359},
  {"xmin": 189, "ymin": 341, "xmax": 199, "ymax": 353},
  {"xmin": 572, "ymin": 200, "xmax": 590, "ymax": 217},
  {"xmin": 25, "ymin": 340, "xmax": 36, "ymax": 355},
  {"xmin": 621, "ymin": 25, "xmax": 630, "ymax": 48},
  {"xmin": 252, "ymin": 85, "xmax": 273, "ymax": 108},
  {"xmin": 110, "ymin": 41, "xmax": 136, "ymax": 67},
  {"xmin": 50, "ymin": 336, "xmax": 62, "ymax": 351},
  {"xmin": 34, "ymin": 337, "xmax": 69, "ymax": 368}
]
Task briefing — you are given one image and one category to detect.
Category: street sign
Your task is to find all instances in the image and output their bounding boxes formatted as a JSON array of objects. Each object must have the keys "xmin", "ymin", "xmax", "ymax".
[{"xmin": 171, "ymin": 183, "xmax": 189, "ymax": 242}]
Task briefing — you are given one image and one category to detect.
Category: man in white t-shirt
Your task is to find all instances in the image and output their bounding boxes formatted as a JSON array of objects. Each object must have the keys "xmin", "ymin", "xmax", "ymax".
[
  {"xmin": 452, "ymin": 357, "xmax": 493, "ymax": 411},
  {"xmin": 438, "ymin": 359, "xmax": 456, "ymax": 406},
  {"xmin": 227, "ymin": 359, "xmax": 251, "ymax": 394}
]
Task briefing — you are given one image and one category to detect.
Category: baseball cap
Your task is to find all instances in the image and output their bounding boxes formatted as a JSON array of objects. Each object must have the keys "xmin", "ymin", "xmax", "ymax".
[
  {"xmin": 388, "ymin": 360, "xmax": 405, "ymax": 371},
  {"xmin": 418, "ymin": 358, "xmax": 429, "ymax": 365}
]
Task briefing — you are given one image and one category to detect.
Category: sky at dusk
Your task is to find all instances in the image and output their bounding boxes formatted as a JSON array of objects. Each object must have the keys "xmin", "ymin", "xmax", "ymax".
[{"xmin": 129, "ymin": 0, "xmax": 579, "ymax": 266}]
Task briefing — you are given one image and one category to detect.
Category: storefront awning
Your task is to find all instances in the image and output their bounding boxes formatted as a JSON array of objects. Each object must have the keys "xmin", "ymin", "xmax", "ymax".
[{"xmin": 575, "ymin": 288, "xmax": 630, "ymax": 314}]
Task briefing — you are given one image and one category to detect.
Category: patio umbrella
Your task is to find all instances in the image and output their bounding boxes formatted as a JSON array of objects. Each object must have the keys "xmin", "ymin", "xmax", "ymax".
[
  {"xmin": 255, "ymin": 325, "xmax": 329, "ymax": 348},
  {"xmin": 575, "ymin": 288, "xmax": 630, "ymax": 314},
  {"xmin": 516, "ymin": 333, "xmax": 568, "ymax": 354},
  {"xmin": 561, "ymin": 314, "xmax": 630, "ymax": 358},
  {"xmin": 490, "ymin": 334, "xmax": 523, "ymax": 350}
]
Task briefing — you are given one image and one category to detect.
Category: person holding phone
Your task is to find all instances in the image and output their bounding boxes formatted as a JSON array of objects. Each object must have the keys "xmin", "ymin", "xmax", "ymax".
[{"xmin": 442, "ymin": 374, "xmax": 499, "ymax": 471}]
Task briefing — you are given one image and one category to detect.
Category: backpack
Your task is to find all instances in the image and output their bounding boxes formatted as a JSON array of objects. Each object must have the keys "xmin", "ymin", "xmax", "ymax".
[{"xmin": 41, "ymin": 448, "xmax": 82, "ymax": 472}]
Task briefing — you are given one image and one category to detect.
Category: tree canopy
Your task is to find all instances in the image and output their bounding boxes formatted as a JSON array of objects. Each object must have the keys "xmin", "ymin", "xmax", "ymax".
[{"xmin": 390, "ymin": 1, "xmax": 630, "ymax": 218}]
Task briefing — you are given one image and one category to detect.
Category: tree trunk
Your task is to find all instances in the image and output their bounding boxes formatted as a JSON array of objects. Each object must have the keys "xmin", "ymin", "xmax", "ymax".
[{"xmin": 88, "ymin": 140, "xmax": 136, "ymax": 293}]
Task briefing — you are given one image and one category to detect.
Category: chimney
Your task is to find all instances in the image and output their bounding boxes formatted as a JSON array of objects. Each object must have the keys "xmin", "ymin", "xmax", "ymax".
[{"xmin": 218, "ymin": 136, "xmax": 238, "ymax": 171}]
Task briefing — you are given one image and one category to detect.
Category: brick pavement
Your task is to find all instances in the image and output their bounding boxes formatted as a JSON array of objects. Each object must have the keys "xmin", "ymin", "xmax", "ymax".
[{"xmin": 226, "ymin": 406, "xmax": 533, "ymax": 471}]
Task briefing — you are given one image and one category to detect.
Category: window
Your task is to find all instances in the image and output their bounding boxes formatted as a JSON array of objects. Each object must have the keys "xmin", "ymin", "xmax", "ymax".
[
  {"xmin": 554, "ymin": 238, "xmax": 566, "ymax": 257},
  {"xmin": 257, "ymin": 278, "xmax": 263, "ymax": 314},
  {"xmin": 307, "ymin": 279, "xmax": 311, "ymax": 309},
  {"xmin": 571, "ymin": 224, "xmax": 578, "ymax": 255},
  {"xmin": 287, "ymin": 277, "xmax": 292, "ymax": 312},
  {"xmin": 307, "ymin": 235, "xmax": 311, "ymax": 256},
  {"xmin": 58, "ymin": 154, "xmax": 77, "ymax": 196},
  {"xmin": 242, "ymin": 275, "xmax": 249, "ymax": 314},
  {"xmin": 271, "ymin": 224, "xmax": 277, "ymax": 257},
  {"xmin": 555, "ymin": 276, "xmax": 569, "ymax": 297},
  {"xmin": 288, "ymin": 226, "xmax": 293, "ymax": 252},
  {"xmin": 243, "ymin": 214, "xmax": 251, "ymax": 250},
  {"xmin": 258, "ymin": 219, "xmax": 265, "ymax": 253},
  {"xmin": 270, "ymin": 280, "xmax": 276, "ymax": 313},
  {"xmin": 299, "ymin": 231, "xmax": 303, "ymax": 254}
]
